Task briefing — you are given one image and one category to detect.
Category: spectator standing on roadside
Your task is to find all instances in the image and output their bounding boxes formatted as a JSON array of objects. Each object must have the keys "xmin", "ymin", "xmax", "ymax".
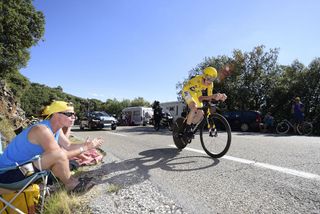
[{"xmin": 291, "ymin": 97, "xmax": 305, "ymax": 124}]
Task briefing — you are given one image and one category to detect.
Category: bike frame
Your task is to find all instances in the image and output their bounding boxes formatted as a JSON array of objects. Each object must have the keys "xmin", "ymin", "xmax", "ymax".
[
  {"xmin": 189, "ymin": 104, "xmax": 216, "ymax": 134},
  {"xmin": 172, "ymin": 101, "xmax": 232, "ymax": 158},
  {"xmin": 282, "ymin": 119, "xmax": 296, "ymax": 130}
]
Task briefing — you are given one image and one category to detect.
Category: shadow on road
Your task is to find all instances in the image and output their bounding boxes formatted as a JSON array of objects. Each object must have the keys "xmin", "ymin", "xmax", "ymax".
[
  {"xmin": 84, "ymin": 148, "xmax": 219, "ymax": 187},
  {"xmin": 71, "ymin": 125, "xmax": 174, "ymax": 136}
]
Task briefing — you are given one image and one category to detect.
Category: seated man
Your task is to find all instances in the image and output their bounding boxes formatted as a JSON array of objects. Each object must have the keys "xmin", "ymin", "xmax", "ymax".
[
  {"xmin": 0, "ymin": 101, "xmax": 103, "ymax": 193},
  {"xmin": 262, "ymin": 112, "xmax": 274, "ymax": 132}
]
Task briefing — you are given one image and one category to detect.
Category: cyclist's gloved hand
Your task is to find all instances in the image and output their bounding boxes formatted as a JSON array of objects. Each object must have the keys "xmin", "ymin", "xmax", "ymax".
[{"xmin": 212, "ymin": 93, "xmax": 227, "ymax": 102}]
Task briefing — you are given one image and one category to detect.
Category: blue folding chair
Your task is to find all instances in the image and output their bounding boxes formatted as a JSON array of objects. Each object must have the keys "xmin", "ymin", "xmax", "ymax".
[{"xmin": 0, "ymin": 155, "xmax": 50, "ymax": 214}]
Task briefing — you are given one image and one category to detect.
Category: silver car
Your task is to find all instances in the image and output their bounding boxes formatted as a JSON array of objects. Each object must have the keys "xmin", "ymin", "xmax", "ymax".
[{"xmin": 80, "ymin": 111, "xmax": 117, "ymax": 130}]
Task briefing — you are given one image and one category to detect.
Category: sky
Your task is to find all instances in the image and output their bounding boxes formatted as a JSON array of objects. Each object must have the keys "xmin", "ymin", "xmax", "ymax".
[{"xmin": 21, "ymin": 0, "xmax": 320, "ymax": 103}]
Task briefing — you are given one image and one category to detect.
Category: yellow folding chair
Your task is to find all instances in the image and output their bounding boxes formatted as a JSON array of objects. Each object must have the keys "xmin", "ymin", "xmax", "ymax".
[{"xmin": 0, "ymin": 155, "xmax": 50, "ymax": 214}]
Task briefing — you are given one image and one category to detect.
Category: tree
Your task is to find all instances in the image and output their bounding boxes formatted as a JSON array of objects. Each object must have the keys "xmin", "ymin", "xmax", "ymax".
[
  {"xmin": 130, "ymin": 97, "xmax": 150, "ymax": 107},
  {"xmin": 175, "ymin": 45, "xmax": 280, "ymax": 112},
  {"xmin": 228, "ymin": 45, "xmax": 280, "ymax": 111},
  {"xmin": 0, "ymin": 0, "xmax": 45, "ymax": 78},
  {"xmin": 5, "ymin": 70, "xmax": 31, "ymax": 99}
]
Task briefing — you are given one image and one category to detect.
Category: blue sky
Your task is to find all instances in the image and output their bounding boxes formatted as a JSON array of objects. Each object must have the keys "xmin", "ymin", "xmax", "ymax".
[{"xmin": 21, "ymin": 0, "xmax": 320, "ymax": 103}]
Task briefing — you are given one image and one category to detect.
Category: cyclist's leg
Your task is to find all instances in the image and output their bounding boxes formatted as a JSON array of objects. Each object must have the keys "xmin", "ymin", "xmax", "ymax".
[
  {"xmin": 182, "ymin": 91, "xmax": 199, "ymax": 137},
  {"xmin": 186, "ymin": 98, "xmax": 203, "ymax": 126},
  {"xmin": 182, "ymin": 91, "xmax": 197, "ymax": 125},
  {"xmin": 192, "ymin": 108, "xmax": 204, "ymax": 125}
]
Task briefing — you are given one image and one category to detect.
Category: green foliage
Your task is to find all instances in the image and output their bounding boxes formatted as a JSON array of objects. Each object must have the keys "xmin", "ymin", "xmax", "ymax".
[
  {"xmin": 0, "ymin": 0, "xmax": 45, "ymax": 78},
  {"xmin": 0, "ymin": 117, "xmax": 15, "ymax": 144},
  {"xmin": 130, "ymin": 97, "xmax": 151, "ymax": 107},
  {"xmin": 106, "ymin": 183, "xmax": 122, "ymax": 193},
  {"xmin": 103, "ymin": 98, "xmax": 129, "ymax": 117},
  {"xmin": 19, "ymin": 83, "xmax": 151, "ymax": 120},
  {"xmin": 176, "ymin": 45, "xmax": 320, "ymax": 135},
  {"xmin": 20, "ymin": 83, "xmax": 83, "ymax": 117},
  {"xmin": 181, "ymin": 45, "xmax": 281, "ymax": 114},
  {"xmin": 43, "ymin": 190, "xmax": 85, "ymax": 214},
  {"xmin": 5, "ymin": 70, "xmax": 31, "ymax": 100}
]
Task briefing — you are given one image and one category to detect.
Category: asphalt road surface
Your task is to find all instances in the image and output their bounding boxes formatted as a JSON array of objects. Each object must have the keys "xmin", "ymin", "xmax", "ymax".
[{"xmin": 72, "ymin": 125, "xmax": 320, "ymax": 214}]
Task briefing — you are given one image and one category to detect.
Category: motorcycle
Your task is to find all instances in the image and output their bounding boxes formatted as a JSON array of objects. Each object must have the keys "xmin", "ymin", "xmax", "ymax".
[{"xmin": 154, "ymin": 112, "xmax": 173, "ymax": 131}]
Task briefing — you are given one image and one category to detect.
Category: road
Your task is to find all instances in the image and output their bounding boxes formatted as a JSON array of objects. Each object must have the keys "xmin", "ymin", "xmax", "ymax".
[{"xmin": 71, "ymin": 126, "xmax": 320, "ymax": 214}]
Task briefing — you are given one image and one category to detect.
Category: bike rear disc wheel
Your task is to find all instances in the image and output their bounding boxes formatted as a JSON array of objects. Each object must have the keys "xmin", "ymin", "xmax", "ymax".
[
  {"xmin": 172, "ymin": 117, "xmax": 187, "ymax": 150},
  {"xmin": 297, "ymin": 122, "xmax": 313, "ymax": 136},
  {"xmin": 276, "ymin": 122, "xmax": 290, "ymax": 134},
  {"xmin": 200, "ymin": 113, "xmax": 231, "ymax": 158}
]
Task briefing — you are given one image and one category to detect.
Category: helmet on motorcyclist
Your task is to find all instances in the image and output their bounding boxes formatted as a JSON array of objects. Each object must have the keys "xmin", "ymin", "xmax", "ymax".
[{"xmin": 203, "ymin": 67, "xmax": 218, "ymax": 81}]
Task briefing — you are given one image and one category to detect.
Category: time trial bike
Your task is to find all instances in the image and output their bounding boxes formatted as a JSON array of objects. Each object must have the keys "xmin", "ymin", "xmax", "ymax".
[{"xmin": 172, "ymin": 102, "xmax": 232, "ymax": 158}]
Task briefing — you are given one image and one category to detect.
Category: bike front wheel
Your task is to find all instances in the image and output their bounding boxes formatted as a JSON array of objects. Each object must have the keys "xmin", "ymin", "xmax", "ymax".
[
  {"xmin": 200, "ymin": 113, "xmax": 232, "ymax": 158},
  {"xmin": 276, "ymin": 121, "xmax": 290, "ymax": 134},
  {"xmin": 297, "ymin": 122, "xmax": 313, "ymax": 135}
]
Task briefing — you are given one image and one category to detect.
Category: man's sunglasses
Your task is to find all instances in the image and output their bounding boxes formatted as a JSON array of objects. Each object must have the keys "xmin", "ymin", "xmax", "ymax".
[{"xmin": 59, "ymin": 112, "xmax": 76, "ymax": 117}]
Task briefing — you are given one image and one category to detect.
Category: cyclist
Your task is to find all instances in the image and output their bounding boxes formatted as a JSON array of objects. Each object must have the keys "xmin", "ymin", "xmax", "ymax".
[{"xmin": 182, "ymin": 66, "xmax": 229, "ymax": 138}]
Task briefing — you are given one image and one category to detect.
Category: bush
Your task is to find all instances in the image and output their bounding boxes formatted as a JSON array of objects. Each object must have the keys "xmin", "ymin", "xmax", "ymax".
[{"xmin": 0, "ymin": 117, "xmax": 16, "ymax": 147}]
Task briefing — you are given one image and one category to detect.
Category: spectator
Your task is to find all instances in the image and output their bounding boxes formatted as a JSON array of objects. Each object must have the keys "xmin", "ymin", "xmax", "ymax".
[
  {"xmin": 261, "ymin": 112, "xmax": 274, "ymax": 132},
  {"xmin": 291, "ymin": 97, "xmax": 305, "ymax": 124},
  {"xmin": 0, "ymin": 100, "xmax": 103, "ymax": 194}
]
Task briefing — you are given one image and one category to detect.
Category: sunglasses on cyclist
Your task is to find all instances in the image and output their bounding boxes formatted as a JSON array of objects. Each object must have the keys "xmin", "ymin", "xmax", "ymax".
[
  {"xmin": 205, "ymin": 77, "xmax": 215, "ymax": 82},
  {"xmin": 59, "ymin": 112, "xmax": 76, "ymax": 117}
]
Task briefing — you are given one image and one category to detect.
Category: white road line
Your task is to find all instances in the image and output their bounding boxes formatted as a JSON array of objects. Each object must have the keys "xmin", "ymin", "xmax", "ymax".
[
  {"xmin": 107, "ymin": 132, "xmax": 128, "ymax": 137},
  {"xmin": 168, "ymin": 144, "xmax": 320, "ymax": 181}
]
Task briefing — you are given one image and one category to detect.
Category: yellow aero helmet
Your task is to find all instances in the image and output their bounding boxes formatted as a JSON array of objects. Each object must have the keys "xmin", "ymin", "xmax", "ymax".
[{"xmin": 203, "ymin": 67, "xmax": 218, "ymax": 78}]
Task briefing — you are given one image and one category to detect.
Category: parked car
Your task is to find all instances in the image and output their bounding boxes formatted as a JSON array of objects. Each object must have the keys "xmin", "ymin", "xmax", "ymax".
[
  {"xmin": 222, "ymin": 110, "xmax": 262, "ymax": 132},
  {"xmin": 80, "ymin": 111, "xmax": 117, "ymax": 130}
]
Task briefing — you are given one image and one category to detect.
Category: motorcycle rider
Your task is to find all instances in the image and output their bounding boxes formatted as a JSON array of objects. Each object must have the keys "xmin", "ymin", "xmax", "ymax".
[
  {"xmin": 152, "ymin": 101, "xmax": 163, "ymax": 129},
  {"xmin": 182, "ymin": 66, "xmax": 230, "ymax": 138}
]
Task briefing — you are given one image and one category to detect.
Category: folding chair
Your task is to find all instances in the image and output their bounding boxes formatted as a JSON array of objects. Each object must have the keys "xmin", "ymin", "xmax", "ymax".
[{"xmin": 0, "ymin": 155, "xmax": 50, "ymax": 214}]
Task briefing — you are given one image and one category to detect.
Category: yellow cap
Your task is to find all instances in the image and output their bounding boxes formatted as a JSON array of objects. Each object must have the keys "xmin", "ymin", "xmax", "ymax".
[{"xmin": 42, "ymin": 101, "xmax": 74, "ymax": 116}]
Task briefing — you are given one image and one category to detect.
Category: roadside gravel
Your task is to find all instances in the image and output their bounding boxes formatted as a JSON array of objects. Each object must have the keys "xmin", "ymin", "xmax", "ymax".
[{"xmin": 77, "ymin": 151, "xmax": 187, "ymax": 214}]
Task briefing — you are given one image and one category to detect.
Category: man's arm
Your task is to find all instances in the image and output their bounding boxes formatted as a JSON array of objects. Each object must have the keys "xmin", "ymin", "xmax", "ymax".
[
  {"xmin": 28, "ymin": 125, "xmax": 61, "ymax": 153},
  {"xmin": 58, "ymin": 129, "xmax": 103, "ymax": 159}
]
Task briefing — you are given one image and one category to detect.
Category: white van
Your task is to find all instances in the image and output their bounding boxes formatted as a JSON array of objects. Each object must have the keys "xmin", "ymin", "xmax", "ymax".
[
  {"xmin": 122, "ymin": 106, "xmax": 153, "ymax": 126},
  {"xmin": 160, "ymin": 101, "xmax": 187, "ymax": 121}
]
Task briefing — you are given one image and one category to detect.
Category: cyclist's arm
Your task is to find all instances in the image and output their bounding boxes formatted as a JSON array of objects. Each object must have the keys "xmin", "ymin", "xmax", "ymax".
[{"xmin": 200, "ymin": 93, "xmax": 227, "ymax": 102}]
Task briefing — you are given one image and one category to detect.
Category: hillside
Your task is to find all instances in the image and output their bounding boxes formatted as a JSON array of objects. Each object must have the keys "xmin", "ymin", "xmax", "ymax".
[{"xmin": 0, "ymin": 80, "xmax": 26, "ymax": 142}]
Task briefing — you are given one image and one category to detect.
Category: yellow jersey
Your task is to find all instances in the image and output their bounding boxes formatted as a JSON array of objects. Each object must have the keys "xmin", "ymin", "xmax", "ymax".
[{"xmin": 182, "ymin": 75, "xmax": 213, "ymax": 98}]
